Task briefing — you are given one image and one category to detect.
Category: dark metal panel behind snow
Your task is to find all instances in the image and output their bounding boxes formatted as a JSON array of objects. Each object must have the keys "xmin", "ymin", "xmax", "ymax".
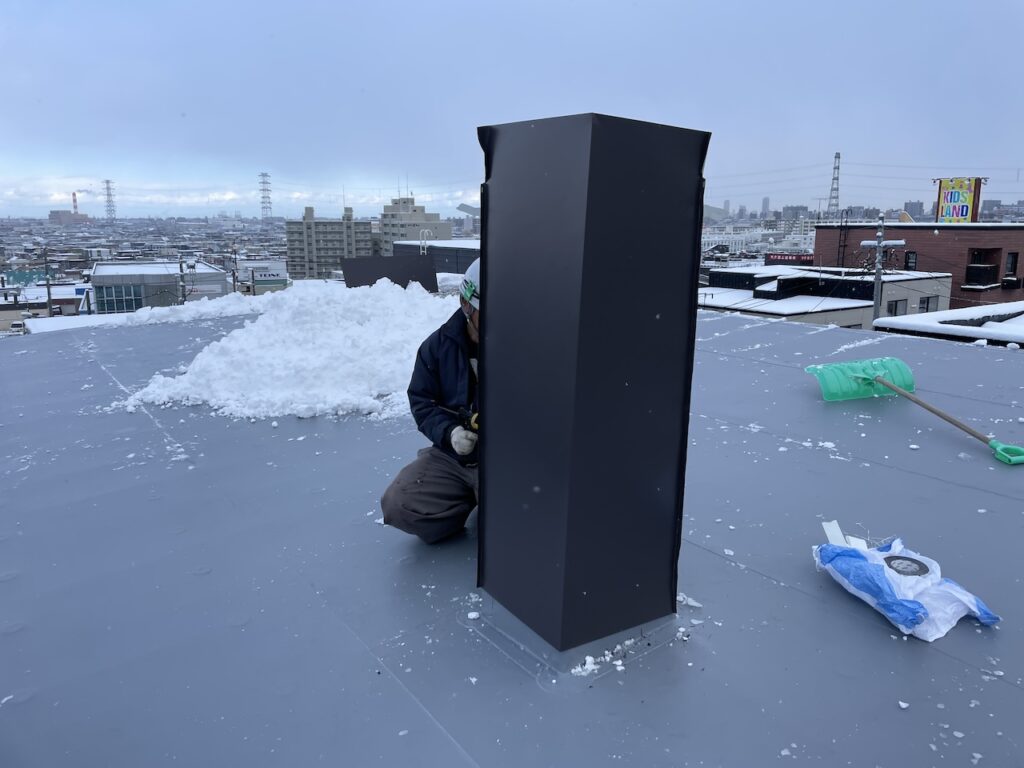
[
  {"xmin": 340, "ymin": 254, "xmax": 438, "ymax": 292},
  {"xmin": 478, "ymin": 113, "xmax": 710, "ymax": 650}
]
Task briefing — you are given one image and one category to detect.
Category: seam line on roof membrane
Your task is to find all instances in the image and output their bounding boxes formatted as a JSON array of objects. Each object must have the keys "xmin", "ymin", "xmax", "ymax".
[
  {"xmin": 309, "ymin": 582, "xmax": 482, "ymax": 767},
  {"xmin": 75, "ymin": 333, "xmax": 189, "ymax": 460},
  {"xmin": 695, "ymin": 412, "xmax": 1024, "ymax": 504}
]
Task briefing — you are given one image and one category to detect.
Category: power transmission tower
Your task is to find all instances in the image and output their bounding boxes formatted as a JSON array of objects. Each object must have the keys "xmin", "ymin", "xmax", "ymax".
[
  {"xmin": 258, "ymin": 172, "xmax": 272, "ymax": 224},
  {"xmin": 825, "ymin": 152, "xmax": 841, "ymax": 220},
  {"xmin": 102, "ymin": 180, "xmax": 117, "ymax": 222}
]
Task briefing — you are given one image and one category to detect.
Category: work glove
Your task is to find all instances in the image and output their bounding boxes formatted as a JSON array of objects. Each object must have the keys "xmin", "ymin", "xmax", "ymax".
[{"xmin": 450, "ymin": 426, "xmax": 478, "ymax": 456}]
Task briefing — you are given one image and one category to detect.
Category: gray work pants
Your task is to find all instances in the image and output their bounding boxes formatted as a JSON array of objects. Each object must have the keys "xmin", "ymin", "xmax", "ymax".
[{"xmin": 381, "ymin": 447, "xmax": 479, "ymax": 544}]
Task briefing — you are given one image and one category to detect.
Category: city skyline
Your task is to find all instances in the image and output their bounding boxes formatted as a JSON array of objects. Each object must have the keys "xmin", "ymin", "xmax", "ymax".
[{"xmin": 2, "ymin": 0, "xmax": 1023, "ymax": 218}]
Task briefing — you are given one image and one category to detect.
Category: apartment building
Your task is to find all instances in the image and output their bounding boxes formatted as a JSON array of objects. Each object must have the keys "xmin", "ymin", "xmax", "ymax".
[
  {"xmin": 379, "ymin": 197, "xmax": 451, "ymax": 257},
  {"xmin": 285, "ymin": 207, "xmax": 376, "ymax": 279},
  {"xmin": 815, "ymin": 222, "xmax": 1024, "ymax": 309}
]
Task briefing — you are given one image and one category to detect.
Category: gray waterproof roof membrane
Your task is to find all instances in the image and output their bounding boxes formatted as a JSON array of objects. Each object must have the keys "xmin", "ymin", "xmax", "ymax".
[{"xmin": 1, "ymin": 312, "xmax": 1022, "ymax": 766}]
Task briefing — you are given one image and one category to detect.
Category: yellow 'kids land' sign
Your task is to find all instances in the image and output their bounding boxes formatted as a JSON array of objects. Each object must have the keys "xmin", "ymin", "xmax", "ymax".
[{"xmin": 936, "ymin": 177, "xmax": 981, "ymax": 223}]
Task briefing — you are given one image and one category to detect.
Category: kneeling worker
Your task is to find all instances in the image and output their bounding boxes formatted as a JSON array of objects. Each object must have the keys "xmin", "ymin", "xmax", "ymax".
[{"xmin": 381, "ymin": 258, "xmax": 481, "ymax": 543}]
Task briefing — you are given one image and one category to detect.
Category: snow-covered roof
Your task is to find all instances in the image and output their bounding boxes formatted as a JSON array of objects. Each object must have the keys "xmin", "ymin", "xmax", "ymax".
[
  {"xmin": 393, "ymin": 239, "xmax": 481, "ymax": 249},
  {"xmin": 0, "ymin": 283, "xmax": 86, "ymax": 305},
  {"xmin": 874, "ymin": 299, "xmax": 1024, "ymax": 344},
  {"xmin": 91, "ymin": 260, "xmax": 225, "ymax": 276},
  {"xmin": 697, "ymin": 286, "xmax": 871, "ymax": 315},
  {"xmin": 816, "ymin": 221, "xmax": 1024, "ymax": 229},
  {"xmin": 2, "ymin": 290, "xmax": 1022, "ymax": 766},
  {"xmin": 710, "ymin": 265, "xmax": 950, "ymax": 282}
]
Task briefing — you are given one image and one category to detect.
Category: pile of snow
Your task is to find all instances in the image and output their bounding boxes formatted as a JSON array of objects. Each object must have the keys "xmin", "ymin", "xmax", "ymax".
[{"xmin": 124, "ymin": 280, "xmax": 458, "ymax": 419}]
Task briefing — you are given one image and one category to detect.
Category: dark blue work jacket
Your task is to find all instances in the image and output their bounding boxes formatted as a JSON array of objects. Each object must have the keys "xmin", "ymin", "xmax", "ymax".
[{"xmin": 408, "ymin": 309, "xmax": 479, "ymax": 465}]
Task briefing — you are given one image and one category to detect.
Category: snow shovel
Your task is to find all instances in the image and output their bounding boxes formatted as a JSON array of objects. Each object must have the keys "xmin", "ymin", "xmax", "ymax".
[{"xmin": 805, "ymin": 356, "xmax": 1024, "ymax": 466}]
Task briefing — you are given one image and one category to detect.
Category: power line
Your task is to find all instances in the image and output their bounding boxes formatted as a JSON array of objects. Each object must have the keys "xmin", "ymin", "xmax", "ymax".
[
  {"xmin": 705, "ymin": 174, "xmax": 829, "ymax": 191},
  {"xmin": 846, "ymin": 161, "xmax": 1022, "ymax": 172},
  {"xmin": 707, "ymin": 163, "xmax": 831, "ymax": 179}
]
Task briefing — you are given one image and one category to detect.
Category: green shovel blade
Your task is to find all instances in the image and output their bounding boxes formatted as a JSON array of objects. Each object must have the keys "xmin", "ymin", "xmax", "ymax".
[{"xmin": 805, "ymin": 357, "xmax": 916, "ymax": 402}]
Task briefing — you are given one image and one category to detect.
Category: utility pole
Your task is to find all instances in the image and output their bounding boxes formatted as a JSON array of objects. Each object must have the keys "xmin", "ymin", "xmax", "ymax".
[
  {"xmin": 860, "ymin": 214, "xmax": 906, "ymax": 322},
  {"xmin": 178, "ymin": 252, "xmax": 187, "ymax": 305},
  {"xmin": 872, "ymin": 214, "xmax": 884, "ymax": 321},
  {"xmin": 44, "ymin": 249, "xmax": 53, "ymax": 317}
]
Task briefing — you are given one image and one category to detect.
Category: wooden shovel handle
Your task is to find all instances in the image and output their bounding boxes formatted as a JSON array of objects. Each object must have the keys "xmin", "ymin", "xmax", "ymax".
[{"xmin": 872, "ymin": 376, "xmax": 991, "ymax": 445}]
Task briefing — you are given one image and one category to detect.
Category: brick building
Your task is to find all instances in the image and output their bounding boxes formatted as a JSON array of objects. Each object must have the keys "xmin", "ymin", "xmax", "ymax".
[{"xmin": 814, "ymin": 223, "xmax": 1024, "ymax": 309}]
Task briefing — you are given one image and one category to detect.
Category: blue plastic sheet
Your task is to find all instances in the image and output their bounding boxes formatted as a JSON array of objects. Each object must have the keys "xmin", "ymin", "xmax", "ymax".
[{"xmin": 813, "ymin": 538, "xmax": 1000, "ymax": 641}]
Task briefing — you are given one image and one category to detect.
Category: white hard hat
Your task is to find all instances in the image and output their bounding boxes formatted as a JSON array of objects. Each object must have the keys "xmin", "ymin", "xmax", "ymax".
[{"xmin": 460, "ymin": 258, "xmax": 481, "ymax": 310}]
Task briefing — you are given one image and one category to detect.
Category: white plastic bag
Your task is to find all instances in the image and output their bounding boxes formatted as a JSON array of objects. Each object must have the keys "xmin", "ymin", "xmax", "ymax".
[{"xmin": 813, "ymin": 538, "xmax": 1000, "ymax": 642}]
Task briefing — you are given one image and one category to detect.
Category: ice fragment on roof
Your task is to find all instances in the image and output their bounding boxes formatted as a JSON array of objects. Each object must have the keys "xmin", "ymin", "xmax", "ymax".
[{"xmin": 571, "ymin": 656, "xmax": 601, "ymax": 676}]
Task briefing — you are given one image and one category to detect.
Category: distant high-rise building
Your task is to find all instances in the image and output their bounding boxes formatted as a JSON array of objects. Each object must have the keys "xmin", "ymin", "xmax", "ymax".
[
  {"xmin": 379, "ymin": 197, "xmax": 451, "ymax": 256},
  {"xmin": 723, "ymin": 200, "xmax": 730, "ymax": 216},
  {"xmin": 903, "ymin": 200, "xmax": 925, "ymax": 219},
  {"xmin": 737, "ymin": 204, "xmax": 747, "ymax": 219},
  {"xmin": 782, "ymin": 205, "xmax": 809, "ymax": 220},
  {"xmin": 863, "ymin": 207, "xmax": 881, "ymax": 220},
  {"xmin": 761, "ymin": 197, "xmax": 770, "ymax": 217},
  {"xmin": 285, "ymin": 206, "xmax": 376, "ymax": 280}
]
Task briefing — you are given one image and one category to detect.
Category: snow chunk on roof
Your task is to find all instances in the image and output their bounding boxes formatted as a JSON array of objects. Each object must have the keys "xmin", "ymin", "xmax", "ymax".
[{"xmin": 124, "ymin": 279, "xmax": 458, "ymax": 419}]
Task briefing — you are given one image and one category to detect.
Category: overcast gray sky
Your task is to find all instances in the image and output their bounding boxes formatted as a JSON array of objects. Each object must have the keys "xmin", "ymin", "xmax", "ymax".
[{"xmin": 2, "ymin": 0, "xmax": 1022, "ymax": 218}]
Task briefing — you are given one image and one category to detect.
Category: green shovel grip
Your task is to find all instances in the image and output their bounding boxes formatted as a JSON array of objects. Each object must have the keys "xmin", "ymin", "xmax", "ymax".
[{"xmin": 989, "ymin": 440, "xmax": 1024, "ymax": 465}]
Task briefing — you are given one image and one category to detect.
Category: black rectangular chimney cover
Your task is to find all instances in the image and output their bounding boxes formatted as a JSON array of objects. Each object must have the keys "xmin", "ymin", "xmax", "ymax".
[{"xmin": 477, "ymin": 113, "xmax": 710, "ymax": 651}]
